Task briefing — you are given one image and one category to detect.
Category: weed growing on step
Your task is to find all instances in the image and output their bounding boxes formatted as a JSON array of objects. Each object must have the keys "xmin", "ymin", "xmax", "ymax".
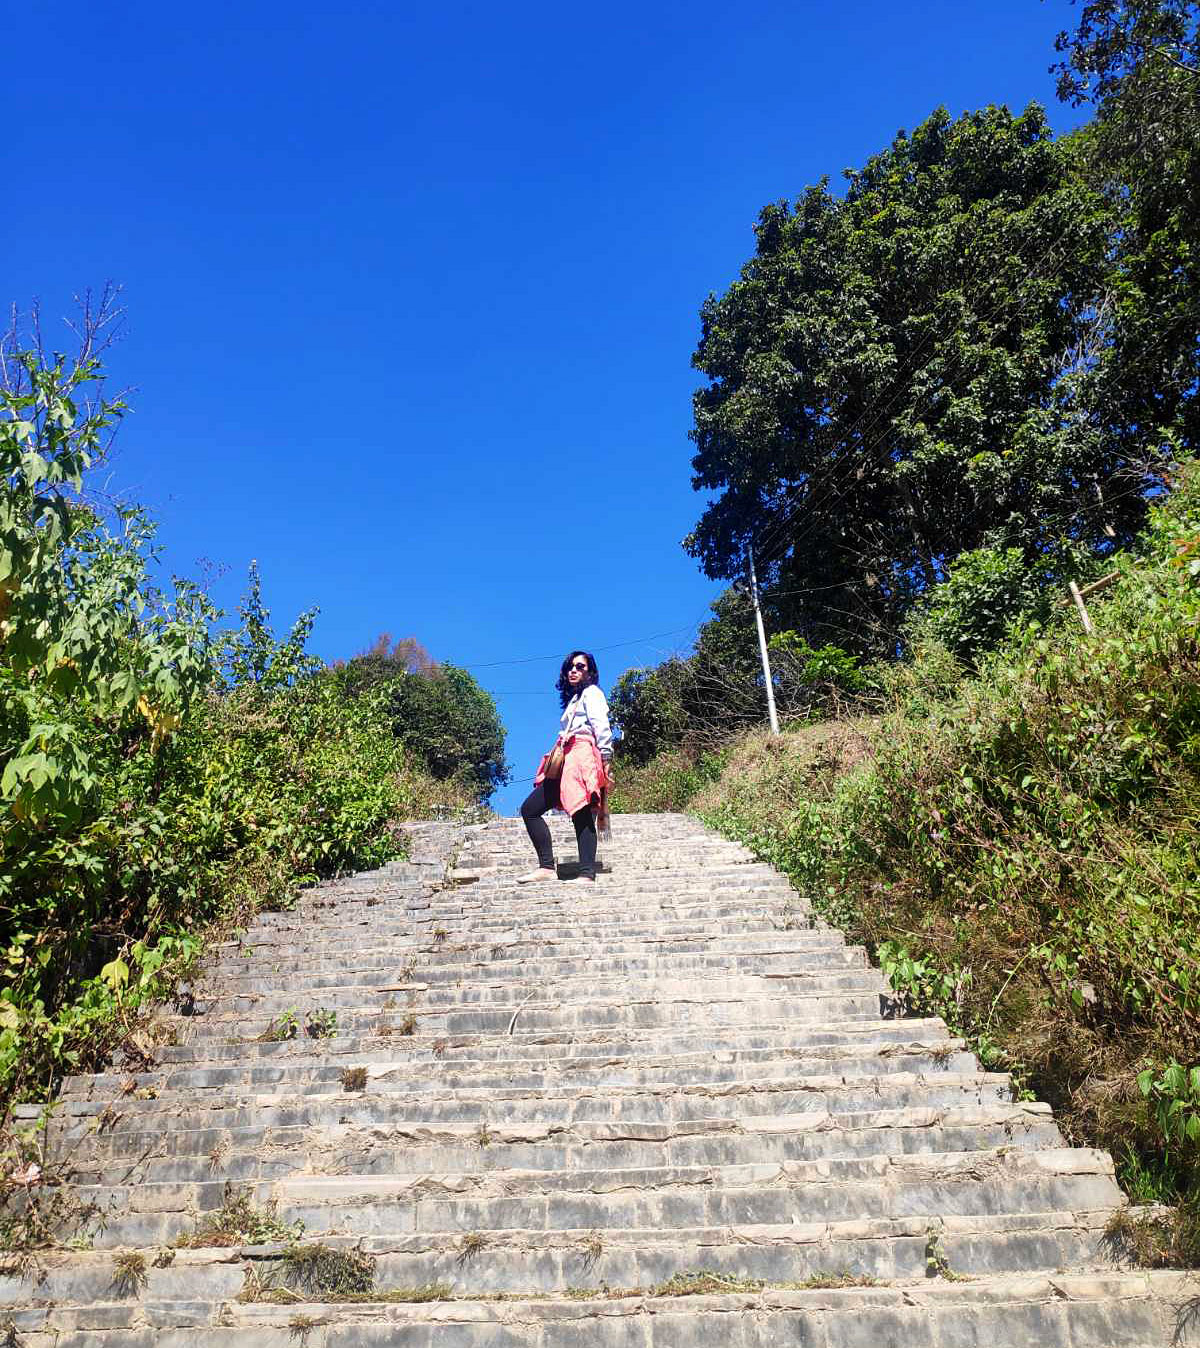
[
  {"xmin": 340, "ymin": 1067, "xmax": 368, "ymax": 1092},
  {"xmin": 475, "ymin": 1123, "xmax": 494, "ymax": 1148},
  {"xmin": 342, "ymin": 1282, "xmax": 453, "ymax": 1303},
  {"xmin": 651, "ymin": 1271, "xmax": 767, "ymax": 1296},
  {"xmin": 288, "ymin": 1315, "xmax": 323, "ymax": 1344},
  {"xmin": 924, "ymin": 1228, "xmax": 970, "ymax": 1281},
  {"xmin": 152, "ymin": 1248, "xmax": 175, "ymax": 1268},
  {"xmin": 175, "ymin": 1185, "xmax": 304, "ymax": 1248},
  {"xmin": 791, "ymin": 1271, "xmax": 880, "ymax": 1290},
  {"xmin": 0, "ymin": 1318, "xmax": 18, "ymax": 1347},
  {"xmin": 397, "ymin": 1014, "xmax": 417, "ymax": 1036},
  {"xmin": 111, "ymin": 1251, "xmax": 147, "ymax": 1296},
  {"xmin": 0, "ymin": 1110, "xmax": 100, "ymax": 1278},
  {"xmin": 580, "ymin": 1231, "xmax": 603, "ymax": 1266},
  {"xmin": 239, "ymin": 1263, "xmax": 302, "ymax": 1304},
  {"xmin": 431, "ymin": 1039, "xmax": 448, "ymax": 1056},
  {"xmin": 280, "ymin": 1243, "xmax": 376, "ymax": 1296},
  {"xmin": 457, "ymin": 1232, "xmax": 487, "ymax": 1264},
  {"xmin": 1104, "ymin": 1196, "xmax": 1200, "ymax": 1268},
  {"xmin": 305, "ymin": 1008, "xmax": 338, "ymax": 1040},
  {"xmin": 432, "ymin": 927, "xmax": 448, "ymax": 943},
  {"xmin": 257, "ymin": 1010, "xmax": 299, "ymax": 1043}
]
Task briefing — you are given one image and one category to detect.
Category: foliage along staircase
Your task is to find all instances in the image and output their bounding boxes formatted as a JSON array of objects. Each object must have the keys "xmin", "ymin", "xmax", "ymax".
[{"xmin": 3, "ymin": 812, "xmax": 1195, "ymax": 1345}]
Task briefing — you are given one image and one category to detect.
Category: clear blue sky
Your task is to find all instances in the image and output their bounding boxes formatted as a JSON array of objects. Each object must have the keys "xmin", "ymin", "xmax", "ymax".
[{"xmin": 5, "ymin": 0, "xmax": 1086, "ymax": 815}]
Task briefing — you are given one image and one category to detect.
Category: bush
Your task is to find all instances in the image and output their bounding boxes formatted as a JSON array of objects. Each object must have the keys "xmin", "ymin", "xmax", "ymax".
[
  {"xmin": 904, "ymin": 545, "xmax": 1057, "ymax": 665},
  {"xmin": 0, "ymin": 324, "xmax": 478, "ymax": 1104},
  {"xmin": 682, "ymin": 463, "xmax": 1200, "ymax": 1215},
  {"xmin": 609, "ymin": 663, "xmax": 689, "ymax": 766},
  {"xmin": 609, "ymin": 745, "xmax": 727, "ymax": 814},
  {"xmin": 341, "ymin": 644, "xmax": 508, "ymax": 799}
]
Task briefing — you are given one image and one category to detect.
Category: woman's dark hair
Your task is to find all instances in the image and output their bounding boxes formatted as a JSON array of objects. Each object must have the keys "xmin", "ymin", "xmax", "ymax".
[{"xmin": 556, "ymin": 650, "xmax": 598, "ymax": 708}]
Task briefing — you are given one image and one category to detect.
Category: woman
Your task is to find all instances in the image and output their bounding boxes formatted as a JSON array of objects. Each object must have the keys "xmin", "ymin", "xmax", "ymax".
[{"xmin": 518, "ymin": 650, "xmax": 613, "ymax": 884}]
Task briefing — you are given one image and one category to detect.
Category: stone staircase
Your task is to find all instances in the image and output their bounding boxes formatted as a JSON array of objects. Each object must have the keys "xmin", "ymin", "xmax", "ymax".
[{"xmin": 3, "ymin": 812, "xmax": 1194, "ymax": 1344}]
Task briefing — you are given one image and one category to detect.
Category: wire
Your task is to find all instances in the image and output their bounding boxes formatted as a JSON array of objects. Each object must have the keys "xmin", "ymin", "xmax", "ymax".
[{"xmin": 462, "ymin": 624, "xmax": 700, "ymax": 670}]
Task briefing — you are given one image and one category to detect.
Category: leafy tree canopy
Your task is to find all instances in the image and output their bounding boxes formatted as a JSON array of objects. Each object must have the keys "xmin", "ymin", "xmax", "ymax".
[
  {"xmin": 686, "ymin": 103, "xmax": 1165, "ymax": 655},
  {"xmin": 1055, "ymin": 0, "xmax": 1200, "ymax": 483},
  {"xmin": 341, "ymin": 636, "xmax": 508, "ymax": 798}
]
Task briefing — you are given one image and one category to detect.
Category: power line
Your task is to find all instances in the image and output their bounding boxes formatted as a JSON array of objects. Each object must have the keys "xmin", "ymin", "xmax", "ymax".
[{"xmin": 462, "ymin": 624, "xmax": 699, "ymax": 670}]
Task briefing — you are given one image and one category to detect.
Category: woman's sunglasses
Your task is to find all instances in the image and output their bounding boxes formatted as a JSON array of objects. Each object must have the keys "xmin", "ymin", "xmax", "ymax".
[{"xmin": 569, "ymin": 662, "xmax": 589, "ymax": 672}]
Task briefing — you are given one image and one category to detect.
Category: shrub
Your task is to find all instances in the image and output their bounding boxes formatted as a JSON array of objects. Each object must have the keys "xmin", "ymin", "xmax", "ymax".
[
  {"xmin": 610, "ymin": 745, "xmax": 727, "ymax": 814},
  {"xmin": 340, "ymin": 650, "xmax": 508, "ymax": 799},
  {"xmin": 689, "ymin": 462, "xmax": 1200, "ymax": 1218},
  {"xmin": 0, "ymin": 322, "xmax": 482, "ymax": 1105},
  {"xmin": 904, "ymin": 545, "xmax": 1057, "ymax": 665}
]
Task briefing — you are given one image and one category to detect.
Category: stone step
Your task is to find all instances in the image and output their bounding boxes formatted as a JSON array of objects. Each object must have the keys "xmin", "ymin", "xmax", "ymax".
[
  {"xmin": 145, "ymin": 1016, "xmax": 962, "ymax": 1067},
  {"xmin": 157, "ymin": 988, "xmax": 888, "ymax": 1042},
  {"xmin": 190, "ymin": 968, "xmax": 887, "ymax": 1021},
  {"xmin": 286, "ymin": 867, "xmax": 782, "ymax": 906},
  {"xmin": 0, "ymin": 1209, "xmax": 1129, "ymax": 1310},
  {"xmin": 12, "ymin": 1272, "xmax": 1193, "ymax": 1348},
  {"xmin": 210, "ymin": 926, "xmax": 832, "ymax": 968},
  {"xmin": 200, "ymin": 942, "xmax": 866, "ymax": 991},
  {"xmin": 278, "ymin": 876, "xmax": 800, "ymax": 916},
  {"xmin": 75, "ymin": 1146, "xmax": 1120, "ymax": 1248},
  {"xmin": 38, "ymin": 1068, "xmax": 1015, "ymax": 1138},
  {"xmin": 224, "ymin": 914, "xmax": 807, "ymax": 956},
  {"xmin": 61, "ymin": 1040, "xmax": 975, "ymax": 1101},
  {"xmin": 214, "ymin": 925, "xmax": 843, "ymax": 960},
  {"xmin": 57, "ymin": 1101, "xmax": 1064, "ymax": 1175},
  {"xmin": 238, "ymin": 901, "xmax": 809, "ymax": 943}
]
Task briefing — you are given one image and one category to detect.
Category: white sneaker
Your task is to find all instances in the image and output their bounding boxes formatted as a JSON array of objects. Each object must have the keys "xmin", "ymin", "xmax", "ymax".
[{"xmin": 516, "ymin": 868, "xmax": 557, "ymax": 884}]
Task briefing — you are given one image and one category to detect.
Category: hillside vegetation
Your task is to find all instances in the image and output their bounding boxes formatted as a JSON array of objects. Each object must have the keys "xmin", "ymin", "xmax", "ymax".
[
  {"xmin": 613, "ymin": 469, "xmax": 1200, "ymax": 1244},
  {"xmin": 0, "ymin": 309, "xmax": 504, "ymax": 1105}
]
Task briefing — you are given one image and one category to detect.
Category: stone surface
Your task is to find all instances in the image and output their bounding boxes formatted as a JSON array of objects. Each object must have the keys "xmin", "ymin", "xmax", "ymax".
[{"xmin": 6, "ymin": 812, "xmax": 1192, "ymax": 1344}]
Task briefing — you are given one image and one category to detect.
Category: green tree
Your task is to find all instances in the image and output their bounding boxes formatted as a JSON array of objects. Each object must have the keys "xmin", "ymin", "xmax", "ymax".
[
  {"xmin": 1055, "ymin": 0, "xmax": 1200, "ymax": 483},
  {"xmin": 341, "ymin": 644, "xmax": 508, "ymax": 798},
  {"xmin": 903, "ymin": 545, "xmax": 1055, "ymax": 665},
  {"xmin": 687, "ymin": 105, "xmax": 1128, "ymax": 655}
]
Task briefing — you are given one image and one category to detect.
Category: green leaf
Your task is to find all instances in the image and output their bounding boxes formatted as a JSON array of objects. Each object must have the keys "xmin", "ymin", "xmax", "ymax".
[{"xmin": 99, "ymin": 958, "xmax": 129, "ymax": 992}]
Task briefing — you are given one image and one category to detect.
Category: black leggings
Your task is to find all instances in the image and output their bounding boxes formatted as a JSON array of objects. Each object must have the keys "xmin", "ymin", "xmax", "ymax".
[{"xmin": 520, "ymin": 779, "xmax": 597, "ymax": 879}]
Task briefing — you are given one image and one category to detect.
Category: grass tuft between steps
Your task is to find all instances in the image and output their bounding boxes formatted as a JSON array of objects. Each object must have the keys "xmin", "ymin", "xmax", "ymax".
[
  {"xmin": 240, "ymin": 1267, "xmax": 882, "ymax": 1307},
  {"xmin": 175, "ymin": 1186, "xmax": 304, "ymax": 1249},
  {"xmin": 1105, "ymin": 1196, "xmax": 1200, "ymax": 1268}
]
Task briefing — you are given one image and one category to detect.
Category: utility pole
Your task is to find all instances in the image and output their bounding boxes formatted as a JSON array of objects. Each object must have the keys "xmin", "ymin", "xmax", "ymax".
[{"xmin": 747, "ymin": 546, "xmax": 780, "ymax": 736}]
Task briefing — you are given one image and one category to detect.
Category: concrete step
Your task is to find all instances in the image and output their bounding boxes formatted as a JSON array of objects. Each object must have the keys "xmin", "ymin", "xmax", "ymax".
[
  {"xmin": 114, "ymin": 1017, "xmax": 969, "ymax": 1067},
  {"xmin": 213, "ymin": 924, "xmax": 843, "ymax": 959},
  {"xmin": 187, "ymin": 969, "xmax": 887, "ymax": 1022},
  {"xmin": 0, "ymin": 1208, "xmax": 1131, "ymax": 1306},
  {"xmin": 60, "ymin": 1101, "xmax": 1065, "ymax": 1176},
  {"xmin": 222, "ymin": 914, "xmax": 809, "ymax": 958},
  {"xmin": 155, "ymin": 988, "xmax": 889, "ymax": 1042},
  {"xmin": 8, "ymin": 1270, "xmax": 1194, "ymax": 1346},
  {"xmin": 38, "ymin": 1069, "xmax": 1017, "ymax": 1139},
  {"xmin": 74, "ymin": 1146, "xmax": 1120, "ymax": 1248},
  {"xmin": 61, "ymin": 1040, "xmax": 976, "ymax": 1101},
  {"xmin": 199, "ymin": 941, "xmax": 866, "ymax": 991}
]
